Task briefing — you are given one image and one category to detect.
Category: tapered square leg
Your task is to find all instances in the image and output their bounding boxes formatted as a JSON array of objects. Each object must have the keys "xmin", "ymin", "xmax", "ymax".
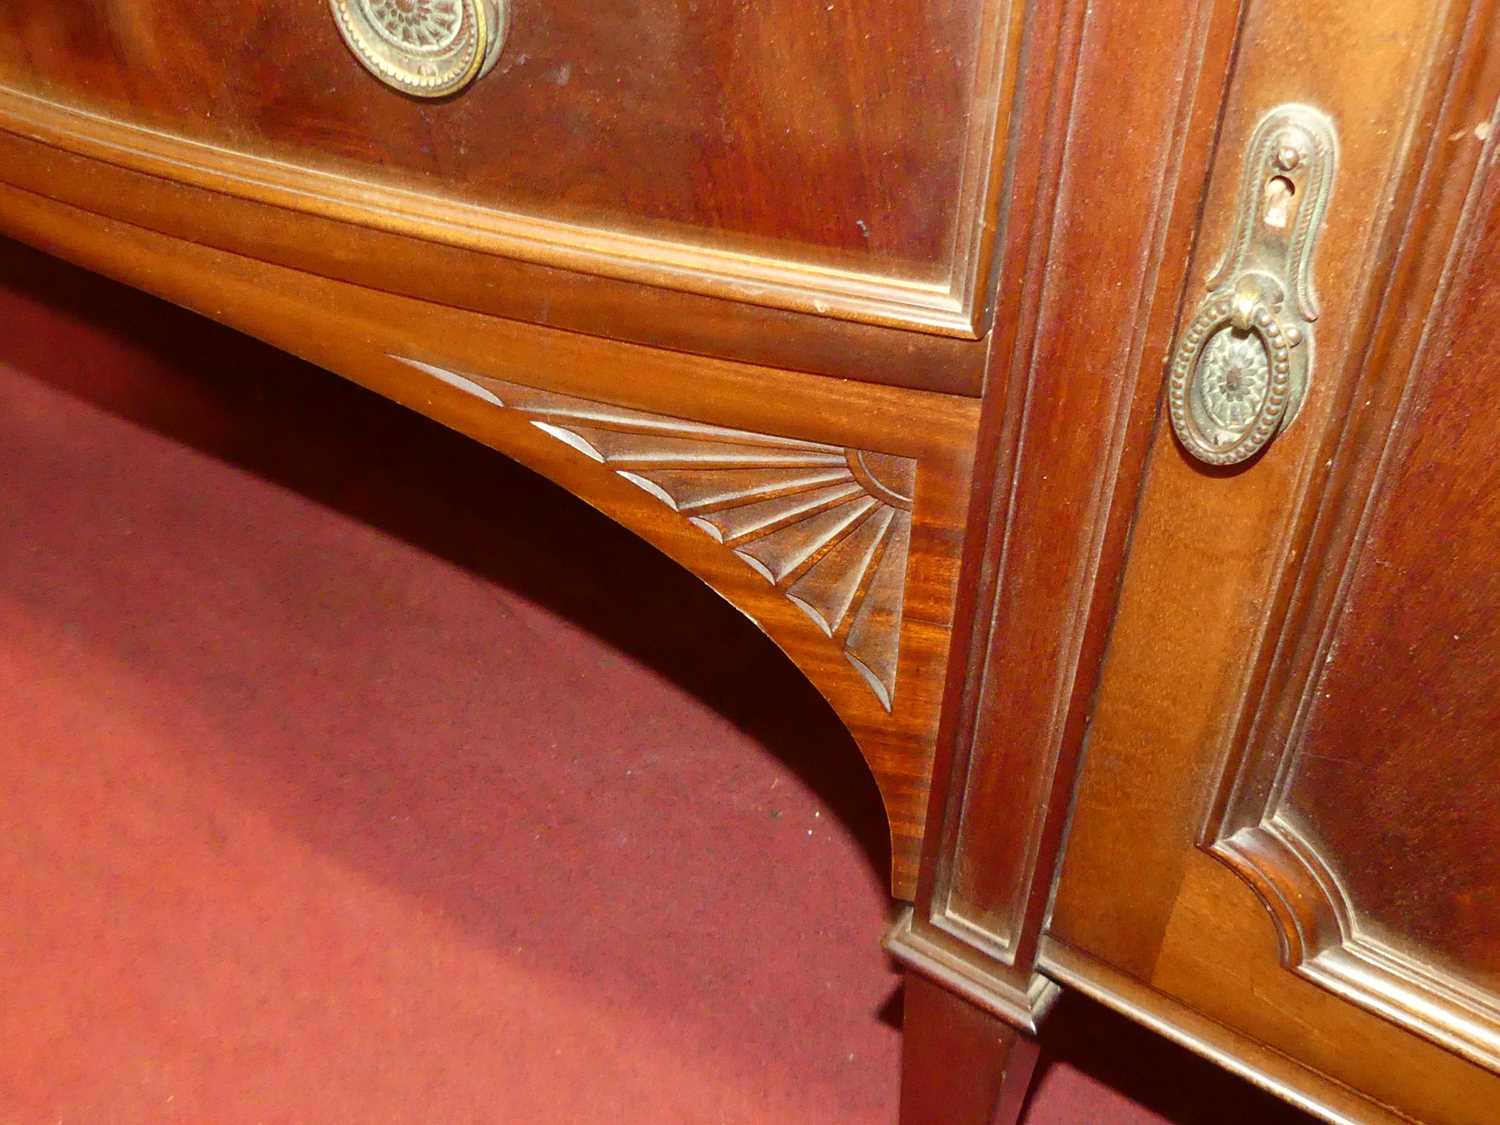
[{"xmin": 898, "ymin": 970, "xmax": 1041, "ymax": 1125}]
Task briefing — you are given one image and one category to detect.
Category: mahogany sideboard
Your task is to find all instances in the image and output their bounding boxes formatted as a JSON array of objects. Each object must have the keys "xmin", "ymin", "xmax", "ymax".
[{"xmin": 1, "ymin": 2, "xmax": 1496, "ymax": 1122}]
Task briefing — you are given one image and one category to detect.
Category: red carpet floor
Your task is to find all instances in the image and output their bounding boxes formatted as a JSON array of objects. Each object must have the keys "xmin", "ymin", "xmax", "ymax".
[{"xmin": 0, "ymin": 238, "xmax": 1316, "ymax": 1123}]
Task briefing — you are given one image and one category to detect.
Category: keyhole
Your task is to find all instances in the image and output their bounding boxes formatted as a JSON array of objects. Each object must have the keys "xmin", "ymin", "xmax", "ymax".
[{"xmin": 1263, "ymin": 175, "xmax": 1296, "ymax": 228}]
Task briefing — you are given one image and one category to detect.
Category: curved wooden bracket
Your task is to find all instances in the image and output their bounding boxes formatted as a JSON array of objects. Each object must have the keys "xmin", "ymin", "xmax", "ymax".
[
  {"xmin": 399, "ymin": 359, "xmax": 916, "ymax": 712},
  {"xmin": 0, "ymin": 180, "xmax": 981, "ymax": 896}
]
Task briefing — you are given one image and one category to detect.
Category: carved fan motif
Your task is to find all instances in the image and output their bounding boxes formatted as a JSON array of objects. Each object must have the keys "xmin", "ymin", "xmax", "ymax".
[{"xmin": 399, "ymin": 359, "xmax": 915, "ymax": 709}]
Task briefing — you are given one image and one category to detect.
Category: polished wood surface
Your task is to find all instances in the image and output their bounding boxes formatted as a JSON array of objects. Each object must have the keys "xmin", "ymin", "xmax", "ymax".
[
  {"xmin": 0, "ymin": 109, "xmax": 992, "ymax": 397},
  {"xmin": 1201, "ymin": 103, "xmax": 1500, "ymax": 1074},
  {"xmin": 1047, "ymin": 0, "xmax": 1500, "ymax": 1120},
  {"xmin": 2, "ymin": 0, "xmax": 1498, "ymax": 1121},
  {"xmin": 899, "ymin": 0, "xmax": 1241, "ymax": 1011},
  {"xmin": 0, "ymin": 1, "xmax": 981, "ymax": 274},
  {"xmin": 898, "ymin": 971, "xmax": 1039, "ymax": 1125},
  {"xmin": 0, "ymin": 179, "xmax": 978, "ymax": 899},
  {"xmin": 0, "ymin": 0, "xmax": 1025, "ymax": 341},
  {"xmin": 0, "ymin": 86, "xmax": 993, "ymax": 394}
]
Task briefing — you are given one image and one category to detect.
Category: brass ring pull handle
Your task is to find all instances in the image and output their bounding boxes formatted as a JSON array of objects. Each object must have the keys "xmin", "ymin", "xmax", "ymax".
[
  {"xmin": 329, "ymin": 0, "xmax": 508, "ymax": 98},
  {"xmin": 1169, "ymin": 105, "xmax": 1337, "ymax": 466},
  {"xmin": 1169, "ymin": 277, "xmax": 1301, "ymax": 466}
]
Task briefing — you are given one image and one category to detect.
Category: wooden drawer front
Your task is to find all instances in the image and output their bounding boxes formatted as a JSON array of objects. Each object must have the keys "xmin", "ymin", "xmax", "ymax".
[{"xmin": 0, "ymin": 1, "xmax": 1020, "ymax": 336}]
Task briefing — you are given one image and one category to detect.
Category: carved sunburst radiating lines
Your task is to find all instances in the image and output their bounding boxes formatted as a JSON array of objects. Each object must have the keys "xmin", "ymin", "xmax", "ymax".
[{"xmin": 396, "ymin": 358, "xmax": 916, "ymax": 710}]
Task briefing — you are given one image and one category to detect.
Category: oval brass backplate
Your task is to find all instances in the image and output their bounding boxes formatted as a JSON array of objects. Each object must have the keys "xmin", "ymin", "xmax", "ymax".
[
  {"xmin": 329, "ymin": 0, "xmax": 509, "ymax": 98},
  {"xmin": 1170, "ymin": 105, "xmax": 1337, "ymax": 466}
]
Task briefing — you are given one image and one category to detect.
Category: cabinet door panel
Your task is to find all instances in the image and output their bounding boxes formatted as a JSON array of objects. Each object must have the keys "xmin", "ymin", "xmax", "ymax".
[
  {"xmin": 1047, "ymin": 0, "xmax": 1500, "ymax": 1117},
  {"xmin": 1207, "ymin": 171, "xmax": 1500, "ymax": 1067}
]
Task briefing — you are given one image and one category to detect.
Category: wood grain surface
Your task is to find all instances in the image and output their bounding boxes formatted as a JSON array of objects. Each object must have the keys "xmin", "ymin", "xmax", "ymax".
[
  {"xmin": 5, "ymin": 0, "xmax": 1500, "ymax": 1119},
  {"xmin": 1049, "ymin": 0, "xmax": 1500, "ymax": 1119},
  {"xmin": 0, "ymin": 0, "xmax": 1023, "ymax": 337},
  {"xmin": 0, "ymin": 180, "xmax": 979, "ymax": 898}
]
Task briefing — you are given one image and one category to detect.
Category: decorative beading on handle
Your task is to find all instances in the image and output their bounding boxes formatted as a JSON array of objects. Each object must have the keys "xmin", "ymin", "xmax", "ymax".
[
  {"xmin": 329, "ymin": 0, "xmax": 508, "ymax": 98},
  {"xmin": 1169, "ymin": 105, "xmax": 1337, "ymax": 466}
]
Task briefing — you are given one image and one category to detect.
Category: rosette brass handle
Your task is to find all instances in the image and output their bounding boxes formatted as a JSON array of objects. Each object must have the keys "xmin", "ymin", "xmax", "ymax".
[
  {"xmin": 1169, "ymin": 105, "xmax": 1337, "ymax": 466},
  {"xmin": 329, "ymin": 0, "xmax": 508, "ymax": 98}
]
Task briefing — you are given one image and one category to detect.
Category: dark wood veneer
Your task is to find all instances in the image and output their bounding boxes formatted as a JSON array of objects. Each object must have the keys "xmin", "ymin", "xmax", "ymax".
[
  {"xmin": 1207, "ymin": 94, "xmax": 1500, "ymax": 1071},
  {"xmin": 1050, "ymin": 0, "xmax": 1500, "ymax": 1119},
  {"xmin": 4, "ymin": 0, "xmax": 1499, "ymax": 1121},
  {"xmin": 0, "ymin": 179, "xmax": 978, "ymax": 898},
  {"xmin": 0, "ymin": 2, "xmax": 970, "ymax": 272},
  {"xmin": 0, "ymin": 0, "xmax": 1026, "ymax": 340}
]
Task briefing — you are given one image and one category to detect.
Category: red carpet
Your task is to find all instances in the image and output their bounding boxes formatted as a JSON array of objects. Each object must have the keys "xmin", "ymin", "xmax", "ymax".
[{"xmin": 0, "ymin": 238, "xmax": 1313, "ymax": 1123}]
